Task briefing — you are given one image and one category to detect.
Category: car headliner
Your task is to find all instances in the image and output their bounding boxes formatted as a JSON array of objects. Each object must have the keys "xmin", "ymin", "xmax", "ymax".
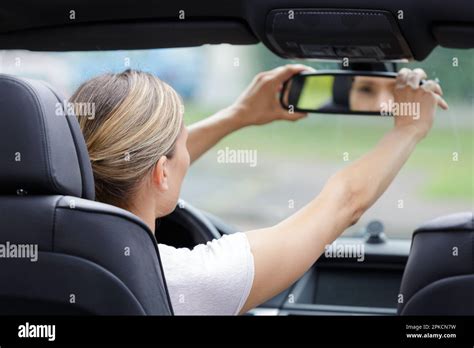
[{"xmin": 0, "ymin": 0, "xmax": 473, "ymax": 60}]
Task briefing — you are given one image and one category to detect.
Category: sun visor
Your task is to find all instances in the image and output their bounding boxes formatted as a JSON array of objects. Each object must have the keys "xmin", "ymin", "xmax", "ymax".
[
  {"xmin": 265, "ymin": 9, "xmax": 413, "ymax": 61},
  {"xmin": 432, "ymin": 24, "xmax": 474, "ymax": 49}
]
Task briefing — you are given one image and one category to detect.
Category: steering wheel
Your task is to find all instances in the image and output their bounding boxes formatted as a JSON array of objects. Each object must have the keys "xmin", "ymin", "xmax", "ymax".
[{"xmin": 155, "ymin": 199, "xmax": 221, "ymax": 248}]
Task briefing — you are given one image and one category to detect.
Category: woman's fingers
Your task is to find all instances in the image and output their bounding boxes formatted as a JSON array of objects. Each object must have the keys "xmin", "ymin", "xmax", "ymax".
[
  {"xmin": 269, "ymin": 64, "xmax": 316, "ymax": 85},
  {"xmin": 396, "ymin": 68, "xmax": 411, "ymax": 88},
  {"xmin": 413, "ymin": 68, "xmax": 428, "ymax": 81},
  {"xmin": 422, "ymin": 79, "xmax": 443, "ymax": 96},
  {"xmin": 279, "ymin": 111, "xmax": 308, "ymax": 121},
  {"xmin": 422, "ymin": 80, "xmax": 449, "ymax": 110},
  {"xmin": 397, "ymin": 68, "xmax": 427, "ymax": 89},
  {"xmin": 396, "ymin": 68, "xmax": 448, "ymax": 110},
  {"xmin": 436, "ymin": 95, "xmax": 449, "ymax": 110},
  {"xmin": 406, "ymin": 68, "xmax": 426, "ymax": 89},
  {"xmin": 434, "ymin": 93, "xmax": 449, "ymax": 110}
]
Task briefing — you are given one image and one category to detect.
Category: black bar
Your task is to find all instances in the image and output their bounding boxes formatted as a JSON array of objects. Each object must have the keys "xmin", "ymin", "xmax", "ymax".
[{"xmin": 0, "ymin": 316, "xmax": 473, "ymax": 346}]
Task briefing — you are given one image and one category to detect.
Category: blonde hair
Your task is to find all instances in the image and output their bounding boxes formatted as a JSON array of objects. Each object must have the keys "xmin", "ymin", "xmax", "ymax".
[{"xmin": 70, "ymin": 69, "xmax": 183, "ymax": 207}]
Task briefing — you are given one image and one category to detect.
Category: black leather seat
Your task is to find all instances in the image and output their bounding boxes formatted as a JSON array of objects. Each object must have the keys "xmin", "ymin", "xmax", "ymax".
[
  {"xmin": 0, "ymin": 74, "xmax": 173, "ymax": 315},
  {"xmin": 398, "ymin": 212, "xmax": 474, "ymax": 315}
]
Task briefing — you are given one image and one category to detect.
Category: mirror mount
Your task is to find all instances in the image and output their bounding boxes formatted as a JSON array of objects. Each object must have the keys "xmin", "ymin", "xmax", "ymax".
[{"xmin": 340, "ymin": 62, "xmax": 397, "ymax": 73}]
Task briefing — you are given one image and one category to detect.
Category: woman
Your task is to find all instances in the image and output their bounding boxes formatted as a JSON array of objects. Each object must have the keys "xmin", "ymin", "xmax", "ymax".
[{"xmin": 70, "ymin": 65, "xmax": 447, "ymax": 315}]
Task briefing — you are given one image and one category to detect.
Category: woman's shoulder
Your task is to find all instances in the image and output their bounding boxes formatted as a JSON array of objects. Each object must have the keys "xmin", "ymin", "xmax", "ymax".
[{"xmin": 157, "ymin": 232, "xmax": 254, "ymax": 315}]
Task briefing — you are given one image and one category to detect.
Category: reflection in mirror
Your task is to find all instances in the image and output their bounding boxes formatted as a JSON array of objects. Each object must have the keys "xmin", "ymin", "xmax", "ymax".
[
  {"xmin": 282, "ymin": 72, "xmax": 398, "ymax": 115},
  {"xmin": 297, "ymin": 75, "xmax": 335, "ymax": 111},
  {"xmin": 349, "ymin": 76, "xmax": 397, "ymax": 113}
]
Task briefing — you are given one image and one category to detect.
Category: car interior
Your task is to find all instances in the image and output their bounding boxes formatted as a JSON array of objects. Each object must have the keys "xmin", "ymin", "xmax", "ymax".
[{"xmin": 0, "ymin": 0, "xmax": 472, "ymax": 318}]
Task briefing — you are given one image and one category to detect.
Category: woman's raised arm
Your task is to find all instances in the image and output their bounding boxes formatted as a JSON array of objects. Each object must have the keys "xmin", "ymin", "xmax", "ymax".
[
  {"xmin": 186, "ymin": 65, "xmax": 312, "ymax": 163},
  {"xmin": 241, "ymin": 68, "xmax": 448, "ymax": 313}
]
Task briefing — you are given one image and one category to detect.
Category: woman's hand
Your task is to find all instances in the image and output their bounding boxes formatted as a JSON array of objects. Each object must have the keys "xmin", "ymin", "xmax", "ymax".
[
  {"xmin": 230, "ymin": 64, "xmax": 315, "ymax": 127},
  {"xmin": 186, "ymin": 64, "xmax": 315, "ymax": 163},
  {"xmin": 393, "ymin": 68, "xmax": 448, "ymax": 140}
]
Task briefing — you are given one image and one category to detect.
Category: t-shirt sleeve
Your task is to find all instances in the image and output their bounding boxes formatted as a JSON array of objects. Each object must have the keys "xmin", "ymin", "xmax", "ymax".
[{"xmin": 158, "ymin": 232, "xmax": 255, "ymax": 315}]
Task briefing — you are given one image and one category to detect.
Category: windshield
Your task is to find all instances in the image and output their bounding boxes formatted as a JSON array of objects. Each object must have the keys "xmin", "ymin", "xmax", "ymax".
[{"xmin": 2, "ymin": 44, "xmax": 472, "ymax": 238}]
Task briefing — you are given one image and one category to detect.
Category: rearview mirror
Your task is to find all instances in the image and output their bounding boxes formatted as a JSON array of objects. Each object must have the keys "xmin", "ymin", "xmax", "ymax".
[{"xmin": 281, "ymin": 71, "xmax": 398, "ymax": 115}]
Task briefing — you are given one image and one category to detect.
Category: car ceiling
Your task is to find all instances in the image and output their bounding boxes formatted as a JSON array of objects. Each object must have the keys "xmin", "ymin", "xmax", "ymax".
[{"xmin": 0, "ymin": 0, "xmax": 473, "ymax": 61}]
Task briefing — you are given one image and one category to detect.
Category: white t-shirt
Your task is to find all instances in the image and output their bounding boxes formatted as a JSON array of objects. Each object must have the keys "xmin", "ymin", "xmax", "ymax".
[{"xmin": 158, "ymin": 232, "xmax": 255, "ymax": 315}]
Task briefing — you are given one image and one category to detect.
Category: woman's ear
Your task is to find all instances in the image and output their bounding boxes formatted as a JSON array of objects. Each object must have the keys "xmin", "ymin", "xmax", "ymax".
[{"xmin": 152, "ymin": 155, "xmax": 169, "ymax": 191}]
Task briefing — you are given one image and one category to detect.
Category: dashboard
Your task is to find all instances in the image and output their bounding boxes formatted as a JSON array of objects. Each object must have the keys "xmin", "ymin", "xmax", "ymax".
[{"xmin": 252, "ymin": 237, "xmax": 411, "ymax": 316}]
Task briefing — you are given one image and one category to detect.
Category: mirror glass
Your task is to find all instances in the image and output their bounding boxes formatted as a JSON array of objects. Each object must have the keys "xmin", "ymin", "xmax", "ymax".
[{"xmin": 282, "ymin": 72, "xmax": 398, "ymax": 115}]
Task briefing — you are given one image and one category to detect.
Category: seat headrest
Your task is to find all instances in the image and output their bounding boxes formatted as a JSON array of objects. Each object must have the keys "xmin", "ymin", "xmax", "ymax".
[
  {"xmin": 414, "ymin": 211, "xmax": 473, "ymax": 233},
  {"xmin": 398, "ymin": 211, "xmax": 473, "ymax": 315},
  {"xmin": 0, "ymin": 74, "xmax": 95, "ymax": 199}
]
